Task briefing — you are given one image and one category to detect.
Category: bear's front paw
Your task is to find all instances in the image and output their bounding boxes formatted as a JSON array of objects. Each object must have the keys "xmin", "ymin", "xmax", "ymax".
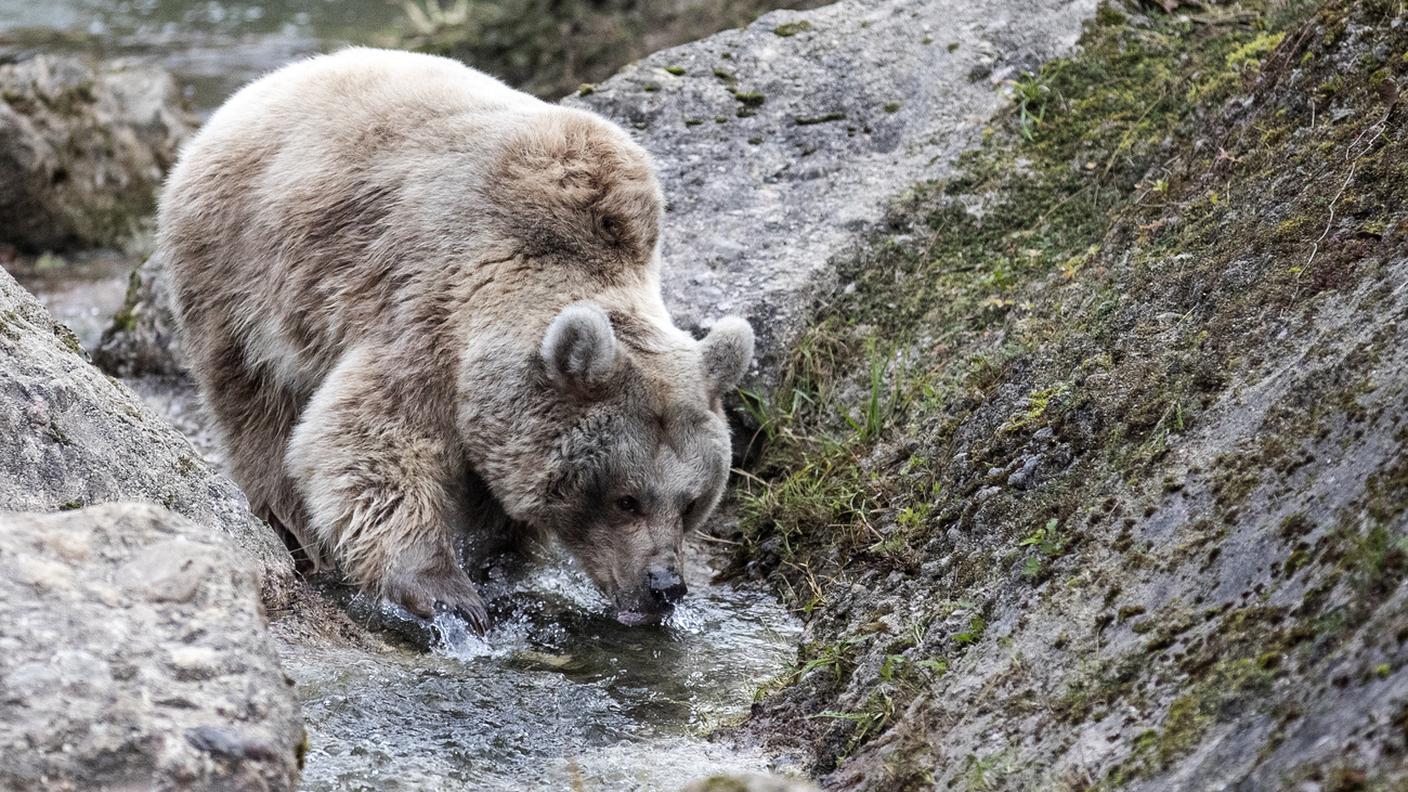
[{"xmin": 384, "ymin": 565, "xmax": 489, "ymax": 634}]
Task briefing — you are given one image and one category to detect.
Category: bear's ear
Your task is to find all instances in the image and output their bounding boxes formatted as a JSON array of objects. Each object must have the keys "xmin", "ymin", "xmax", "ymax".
[
  {"xmin": 541, "ymin": 302, "xmax": 622, "ymax": 398},
  {"xmin": 700, "ymin": 316, "xmax": 754, "ymax": 399}
]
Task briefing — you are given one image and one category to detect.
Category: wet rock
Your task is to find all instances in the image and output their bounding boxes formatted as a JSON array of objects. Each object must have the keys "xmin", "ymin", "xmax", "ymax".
[
  {"xmin": 406, "ymin": 0, "xmax": 828, "ymax": 100},
  {"xmin": 0, "ymin": 504, "xmax": 303, "ymax": 791},
  {"xmin": 1006, "ymin": 454, "xmax": 1041, "ymax": 489},
  {"xmin": 0, "ymin": 54, "xmax": 196, "ymax": 252},
  {"xmin": 733, "ymin": 1, "xmax": 1408, "ymax": 787},
  {"xmin": 0, "ymin": 267, "xmax": 295, "ymax": 608},
  {"xmin": 98, "ymin": 0, "xmax": 1097, "ymax": 383}
]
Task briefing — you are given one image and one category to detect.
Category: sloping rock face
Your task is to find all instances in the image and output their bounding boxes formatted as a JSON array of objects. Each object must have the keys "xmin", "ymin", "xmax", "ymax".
[
  {"xmin": 97, "ymin": 0, "xmax": 1099, "ymax": 383},
  {"xmin": 0, "ymin": 54, "xmax": 195, "ymax": 252},
  {"xmin": 0, "ymin": 266, "xmax": 295, "ymax": 608},
  {"xmin": 730, "ymin": 1, "xmax": 1408, "ymax": 788},
  {"xmin": 568, "ymin": 0, "xmax": 1097, "ymax": 378},
  {"xmin": 0, "ymin": 504, "xmax": 303, "ymax": 791},
  {"xmin": 406, "ymin": 0, "xmax": 829, "ymax": 100}
]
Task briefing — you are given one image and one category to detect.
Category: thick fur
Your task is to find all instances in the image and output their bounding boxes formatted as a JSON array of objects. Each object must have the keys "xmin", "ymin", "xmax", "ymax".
[{"xmin": 161, "ymin": 48, "xmax": 753, "ymax": 627}]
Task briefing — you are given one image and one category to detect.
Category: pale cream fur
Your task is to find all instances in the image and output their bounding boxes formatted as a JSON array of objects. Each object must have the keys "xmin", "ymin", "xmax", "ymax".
[{"xmin": 160, "ymin": 48, "xmax": 753, "ymax": 627}]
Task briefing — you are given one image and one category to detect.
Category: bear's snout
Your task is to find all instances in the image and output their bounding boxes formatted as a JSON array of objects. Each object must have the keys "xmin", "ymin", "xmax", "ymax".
[
  {"xmin": 611, "ymin": 563, "xmax": 687, "ymax": 626},
  {"xmin": 646, "ymin": 565, "xmax": 687, "ymax": 606}
]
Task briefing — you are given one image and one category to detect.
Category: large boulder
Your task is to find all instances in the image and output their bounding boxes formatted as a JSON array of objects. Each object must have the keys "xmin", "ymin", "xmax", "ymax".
[
  {"xmin": 0, "ymin": 54, "xmax": 195, "ymax": 252},
  {"xmin": 567, "ymin": 0, "xmax": 1097, "ymax": 378},
  {"xmin": 0, "ymin": 266, "xmax": 295, "ymax": 608},
  {"xmin": 96, "ymin": 0, "xmax": 1098, "ymax": 383},
  {"xmin": 0, "ymin": 503, "xmax": 303, "ymax": 791}
]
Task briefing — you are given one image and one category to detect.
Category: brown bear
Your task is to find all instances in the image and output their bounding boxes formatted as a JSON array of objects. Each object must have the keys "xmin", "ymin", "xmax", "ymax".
[{"xmin": 158, "ymin": 48, "xmax": 754, "ymax": 629}]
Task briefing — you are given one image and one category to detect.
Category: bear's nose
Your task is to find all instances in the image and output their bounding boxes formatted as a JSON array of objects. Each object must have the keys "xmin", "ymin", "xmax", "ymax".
[{"xmin": 646, "ymin": 566, "xmax": 687, "ymax": 605}]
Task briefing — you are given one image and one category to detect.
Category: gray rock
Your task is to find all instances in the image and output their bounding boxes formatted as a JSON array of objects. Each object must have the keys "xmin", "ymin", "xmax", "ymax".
[
  {"xmin": 568, "ymin": 0, "xmax": 1097, "ymax": 379},
  {"xmin": 0, "ymin": 504, "xmax": 303, "ymax": 791},
  {"xmin": 0, "ymin": 267, "xmax": 295, "ymax": 608},
  {"xmin": 93, "ymin": 251, "xmax": 188, "ymax": 377},
  {"xmin": 1006, "ymin": 454, "xmax": 1041, "ymax": 489},
  {"xmin": 98, "ymin": 0, "xmax": 1097, "ymax": 384},
  {"xmin": 0, "ymin": 54, "xmax": 196, "ymax": 252}
]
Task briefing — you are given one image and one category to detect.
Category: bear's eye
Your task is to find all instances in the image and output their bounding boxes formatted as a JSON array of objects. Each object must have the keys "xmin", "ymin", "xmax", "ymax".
[
  {"xmin": 598, "ymin": 214, "xmax": 620, "ymax": 240},
  {"xmin": 616, "ymin": 495, "xmax": 641, "ymax": 515},
  {"xmin": 682, "ymin": 499, "xmax": 697, "ymax": 518}
]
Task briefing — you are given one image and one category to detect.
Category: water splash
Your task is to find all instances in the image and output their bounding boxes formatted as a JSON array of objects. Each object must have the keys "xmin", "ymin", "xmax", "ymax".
[{"xmin": 280, "ymin": 548, "xmax": 800, "ymax": 791}]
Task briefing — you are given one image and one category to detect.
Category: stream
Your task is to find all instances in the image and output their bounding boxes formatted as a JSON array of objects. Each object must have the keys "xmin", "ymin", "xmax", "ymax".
[
  {"xmin": 284, "ymin": 551, "xmax": 798, "ymax": 791},
  {"xmin": 3, "ymin": 5, "xmax": 804, "ymax": 785}
]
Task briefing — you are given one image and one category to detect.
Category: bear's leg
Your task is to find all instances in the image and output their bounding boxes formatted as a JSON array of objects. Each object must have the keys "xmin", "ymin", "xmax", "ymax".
[
  {"xmin": 190, "ymin": 330, "xmax": 320, "ymax": 566},
  {"xmin": 286, "ymin": 346, "xmax": 488, "ymax": 631}
]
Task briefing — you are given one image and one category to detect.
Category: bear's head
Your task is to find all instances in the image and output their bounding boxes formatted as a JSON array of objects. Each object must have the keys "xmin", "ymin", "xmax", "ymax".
[{"xmin": 468, "ymin": 303, "xmax": 754, "ymax": 626}]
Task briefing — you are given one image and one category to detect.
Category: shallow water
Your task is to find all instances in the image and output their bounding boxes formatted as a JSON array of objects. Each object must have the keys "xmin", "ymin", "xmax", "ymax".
[
  {"xmin": 12, "ymin": 264, "xmax": 804, "ymax": 790},
  {"xmin": 0, "ymin": 0, "xmax": 403, "ymax": 112},
  {"xmin": 283, "ymin": 552, "xmax": 800, "ymax": 791}
]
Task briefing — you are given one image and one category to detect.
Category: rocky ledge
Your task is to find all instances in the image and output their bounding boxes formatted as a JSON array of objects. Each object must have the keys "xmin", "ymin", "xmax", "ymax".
[
  {"xmin": 0, "ymin": 503, "xmax": 304, "ymax": 791},
  {"xmin": 0, "ymin": 54, "xmax": 195, "ymax": 253},
  {"xmin": 0, "ymin": 266, "xmax": 295, "ymax": 608}
]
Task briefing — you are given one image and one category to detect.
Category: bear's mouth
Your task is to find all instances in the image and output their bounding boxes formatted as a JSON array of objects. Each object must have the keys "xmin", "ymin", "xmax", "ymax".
[
  {"xmin": 613, "ymin": 607, "xmax": 662, "ymax": 627},
  {"xmin": 611, "ymin": 590, "xmax": 672, "ymax": 627}
]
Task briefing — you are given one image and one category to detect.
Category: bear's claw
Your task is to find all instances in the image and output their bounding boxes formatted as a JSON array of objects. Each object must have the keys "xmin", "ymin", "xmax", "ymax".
[
  {"xmin": 384, "ymin": 565, "xmax": 489, "ymax": 634},
  {"xmin": 433, "ymin": 599, "xmax": 490, "ymax": 635}
]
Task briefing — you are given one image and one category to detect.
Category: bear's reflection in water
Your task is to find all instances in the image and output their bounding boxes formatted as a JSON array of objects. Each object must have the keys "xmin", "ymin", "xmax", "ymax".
[{"xmin": 280, "ymin": 542, "xmax": 800, "ymax": 792}]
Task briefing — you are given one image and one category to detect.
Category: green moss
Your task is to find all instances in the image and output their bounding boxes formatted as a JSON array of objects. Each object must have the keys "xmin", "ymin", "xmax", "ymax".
[
  {"xmin": 664, "ymin": 65, "xmax": 686, "ymax": 75},
  {"xmin": 53, "ymin": 323, "xmax": 83, "ymax": 356},
  {"xmin": 736, "ymin": 0, "xmax": 1402, "ymax": 772},
  {"xmin": 731, "ymin": 89, "xmax": 765, "ymax": 106},
  {"xmin": 794, "ymin": 111, "xmax": 847, "ymax": 125},
  {"xmin": 111, "ymin": 267, "xmax": 143, "ymax": 333},
  {"xmin": 883, "ymin": 101, "xmax": 903, "ymax": 113},
  {"xmin": 773, "ymin": 20, "xmax": 813, "ymax": 37},
  {"xmin": 576, "ymin": 83, "xmax": 595, "ymax": 96},
  {"xmin": 1227, "ymin": 31, "xmax": 1287, "ymax": 68}
]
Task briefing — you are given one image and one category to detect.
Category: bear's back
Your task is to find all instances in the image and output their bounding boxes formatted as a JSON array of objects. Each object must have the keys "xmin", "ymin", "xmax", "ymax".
[
  {"xmin": 161, "ymin": 47, "xmax": 665, "ymax": 398},
  {"xmin": 160, "ymin": 49, "xmax": 558, "ymax": 388}
]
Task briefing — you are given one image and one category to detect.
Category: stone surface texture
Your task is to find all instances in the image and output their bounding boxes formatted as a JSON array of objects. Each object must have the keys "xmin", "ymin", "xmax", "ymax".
[
  {"xmin": 0, "ymin": 266, "xmax": 295, "ymax": 608},
  {"xmin": 0, "ymin": 504, "xmax": 303, "ymax": 791},
  {"xmin": 0, "ymin": 54, "xmax": 196, "ymax": 252},
  {"xmin": 568, "ymin": 0, "xmax": 1097, "ymax": 378}
]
